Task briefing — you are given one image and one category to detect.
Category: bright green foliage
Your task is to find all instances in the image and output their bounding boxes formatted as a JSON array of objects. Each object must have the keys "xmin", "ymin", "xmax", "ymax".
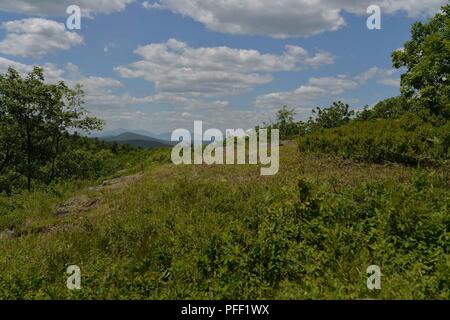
[
  {"xmin": 267, "ymin": 101, "xmax": 357, "ymax": 138},
  {"xmin": 197, "ymin": 176, "xmax": 449, "ymax": 299},
  {"xmin": 308, "ymin": 101, "xmax": 356, "ymax": 132},
  {"xmin": 309, "ymin": 101, "xmax": 355, "ymax": 131},
  {"xmin": 392, "ymin": 4, "xmax": 450, "ymax": 118},
  {"xmin": 298, "ymin": 113, "xmax": 450, "ymax": 166},
  {"xmin": 0, "ymin": 148, "xmax": 447, "ymax": 299},
  {"xmin": 356, "ymin": 96, "xmax": 410, "ymax": 121},
  {"xmin": 0, "ymin": 67, "xmax": 103, "ymax": 192}
]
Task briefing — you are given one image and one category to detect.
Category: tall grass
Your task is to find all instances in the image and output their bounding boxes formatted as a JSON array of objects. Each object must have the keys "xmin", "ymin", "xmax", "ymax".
[{"xmin": 0, "ymin": 145, "xmax": 447, "ymax": 299}]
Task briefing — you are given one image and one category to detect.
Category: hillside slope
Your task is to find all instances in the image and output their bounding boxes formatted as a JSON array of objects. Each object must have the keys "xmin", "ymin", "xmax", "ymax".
[{"xmin": 0, "ymin": 144, "xmax": 448, "ymax": 299}]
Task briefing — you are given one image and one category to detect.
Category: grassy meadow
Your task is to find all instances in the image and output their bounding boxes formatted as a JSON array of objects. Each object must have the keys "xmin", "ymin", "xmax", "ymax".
[{"xmin": 0, "ymin": 143, "xmax": 448, "ymax": 299}]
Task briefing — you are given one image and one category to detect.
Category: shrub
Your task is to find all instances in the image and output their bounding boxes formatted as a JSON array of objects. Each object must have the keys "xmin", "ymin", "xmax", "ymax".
[
  {"xmin": 298, "ymin": 114, "xmax": 450, "ymax": 166},
  {"xmin": 196, "ymin": 175, "xmax": 449, "ymax": 299}
]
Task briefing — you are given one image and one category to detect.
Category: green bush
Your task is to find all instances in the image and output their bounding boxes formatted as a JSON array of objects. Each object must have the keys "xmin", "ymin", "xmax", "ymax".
[
  {"xmin": 192, "ymin": 175, "xmax": 449, "ymax": 299},
  {"xmin": 0, "ymin": 149, "xmax": 448, "ymax": 299},
  {"xmin": 298, "ymin": 114, "xmax": 450, "ymax": 166}
]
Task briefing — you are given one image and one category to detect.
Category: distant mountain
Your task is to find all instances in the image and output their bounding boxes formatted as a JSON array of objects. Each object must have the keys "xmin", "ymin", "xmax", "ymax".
[
  {"xmin": 152, "ymin": 132, "xmax": 174, "ymax": 141},
  {"xmin": 101, "ymin": 132, "xmax": 174, "ymax": 149},
  {"xmin": 92, "ymin": 128, "xmax": 156, "ymax": 138}
]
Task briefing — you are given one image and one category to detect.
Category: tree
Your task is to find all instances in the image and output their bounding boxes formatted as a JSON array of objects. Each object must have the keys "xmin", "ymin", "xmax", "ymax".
[
  {"xmin": 392, "ymin": 4, "xmax": 450, "ymax": 118},
  {"xmin": 310, "ymin": 101, "xmax": 354, "ymax": 130},
  {"xmin": 274, "ymin": 105, "xmax": 298, "ymax": 138},
  {"xmin": 0, "ymin": 67, "xmax": 46, "ymax": 190},
  {"xmin": 44, "ymin": 82, "xmax": 104, "ymax": 179},
  {"xmin": 356, "ymin": 96, "xmax": 410, "ymax": 121},
  {"xmin": 0, "ymin": 67, "xmax": 103, "ymax": 191}
]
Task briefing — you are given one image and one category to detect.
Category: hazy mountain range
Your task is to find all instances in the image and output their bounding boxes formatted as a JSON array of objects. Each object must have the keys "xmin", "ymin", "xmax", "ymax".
[
  {"xmin": 96, "ymin": 130, "xmax": 175, "ymax": 149},
  {"xmin": 91, "ymin": 127, "xmax": 252, "ymax": 149},
  {"xmin": 92, "ymin": 129, "xmax": 173, "ymax": 141}
]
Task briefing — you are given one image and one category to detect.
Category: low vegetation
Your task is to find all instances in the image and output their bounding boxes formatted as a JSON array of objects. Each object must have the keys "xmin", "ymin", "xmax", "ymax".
[
  {"xmin": 0, "ymin": 145, "xmax": 448, "ymax": 299},
  {"xmin": 0, "ymin": 4, "xmax": 448, "ymax": 300},
  {"xmin": 299, "ymin": 113, "xmax": 450, "ymax": 166}
]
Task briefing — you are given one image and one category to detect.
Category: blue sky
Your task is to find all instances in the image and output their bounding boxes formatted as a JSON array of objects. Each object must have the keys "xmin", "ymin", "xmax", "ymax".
[{"xmin": 0, "ymin": 0, "xmax": 447, "ymax": 134}]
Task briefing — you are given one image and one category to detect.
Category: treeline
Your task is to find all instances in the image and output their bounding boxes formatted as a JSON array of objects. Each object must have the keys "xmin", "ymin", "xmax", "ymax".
[
  {"xmin": 267, "ymin": 101, "xmax": 356, "ymax": 138},
  {"xmin": 268, "ymin": 4, "xmax": 450, "ymax": 166},
  {"xmin": 0, "ymin": 67, "xmax": 140, "ymax": 194},
  {"xmin": 276, "ymin": 97, "xmax": 450, "ymax": 167}
]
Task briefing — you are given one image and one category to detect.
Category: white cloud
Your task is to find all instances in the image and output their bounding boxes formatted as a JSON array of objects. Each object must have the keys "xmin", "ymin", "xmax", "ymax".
[
  {"xmin": 0, "ymin": 56, "xmax": 34, "ymax": 74},
  {"xmin": 377, "ymin": 78, "xmax": 400, "ymax": 87},
  {"xmin": 255, "ymin": 75, "xmax": 358, "ymax": 108},
  {"xmin": 0, "ymin": 18, "xmax": 83, "ymax": 58},
  {"xmin": 255, "ymin": 66, "xmax": 403, "ymax": 109},
  {"xmin": 376, "ymin": 0, "xmax": 447, "ymax": 16},
  {"xmin": 0, "ymin": 56, "xmax": 65, "ymax": 81},
  {"xmin": 144, "ymin": 0, "xmax": 447, "ymax": 38},
  {"xmin": 355, "ymin": 66, "xmax": 401, "ymax": 87},
  {"xmin": 64, "ymin": 62, "xmax": 124, "ymax": 99},
  {"xmin": 355, "ymin": 67, "xmax": 382, "ymax": 84},
  {"xmin": 142, "ymin": 1, "xmax": 164, "ymax": 10},
  {"xmin": 144, "ymin": 0, "xmax": 344, "ymax": 38},
  {"xmin": 0, "ymin": 56, "xmax": 239, "ymax": 111},
  {"xmin": 0, "ymin": 0, "xmax": 134, "ymax": 16},
  {"xmin": 95, "ymin": 107, "xmax": 273, "ymax": 134},
  {"xmin": 0, "ymin": 55, "xmax": 277, "ymax": 132},
  {"xmin": 308, "ymin": 76, "xmax": 358, "ymax": 94},
  {"xmin": 0, "ymin": 57, "xmax": 127, "ymax": 108},
  {"xmin": 115, "ymin": 38, "xmax": 334, "ymax": 97}
]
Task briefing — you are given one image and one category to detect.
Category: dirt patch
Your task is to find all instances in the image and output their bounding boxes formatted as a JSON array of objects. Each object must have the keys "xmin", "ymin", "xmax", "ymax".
[
  {"xmin": 89, "ymin": 174, "xmax": 143, "ymax": 192},
  {"xmin": 54, "ymin": 174, "xmax": 143, "ymax": 217},
  {"xmin": 54, "ymin": 195, "xmax": 101, "ymax": 217},
  {"xmin": 0, "ymin": 229, "xmax": 16, "ymax": 239}
]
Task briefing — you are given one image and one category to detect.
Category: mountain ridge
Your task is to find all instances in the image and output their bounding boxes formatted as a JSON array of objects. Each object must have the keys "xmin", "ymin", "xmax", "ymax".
[{"xmin": 101, "ymin": 132, "xmax": 174, "ymax": 149}]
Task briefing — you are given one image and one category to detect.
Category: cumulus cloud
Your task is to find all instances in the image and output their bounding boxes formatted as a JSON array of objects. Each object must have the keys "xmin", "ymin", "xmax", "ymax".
[
  {"xmin": 115, "ymin": 38, "xmax": 334, "ymax": 97},
  {"xmin": 0, "ymin": 56, "xmax": 128, "ymax": 108},
  {"xmin": 0, "ymin": 56, "xmax": 35, "ymax": 74},
  {"xmin": 143, "ymin": 0, "xmax": 447, "ymax": 38},
  {"xmin": 255, "ymin": 75, "xmax": 358, "ymax": 108},
  {"xmin": 355, "ymin": 66, "xmax": 401, "ymax": 87},
  {"xmin": 64, "ymin": 63, "xmax": 125, "ymax": 102},
  {"xmin": 0, "ymin": 18, "xmax": 83, "ymax": 58},
  {"xmin": 0, "ymin": 55, "xmax": 239, "ymax": 112},
  {"xmin": 377, "ymin": 78, "xmax": 400, "ymax": 87},
  {"xmin": 0, "ymin": 0, "xmax": 134, "ymax": 16},
  {"xmin": 95, "ymin": 107, "xmax": 273, "ymax": 134},
  {"xmin": 255, "ymin": 65, "xmax": 403, "ymax": 109},
  {"xmin": 0, "ymin": 56, "xmax": 65, "ymax": 81},
  {"xmin": 0, "ymin": 55, "xmax": 282, "ymax": 133}
]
